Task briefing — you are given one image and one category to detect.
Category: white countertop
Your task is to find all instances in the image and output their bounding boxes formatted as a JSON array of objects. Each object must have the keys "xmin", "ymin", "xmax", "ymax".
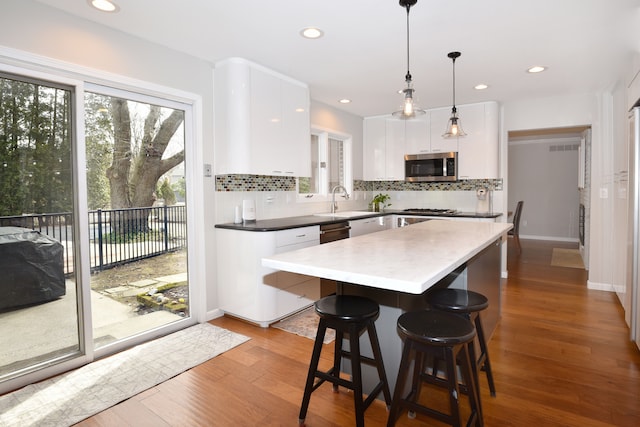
[{"xmin": 262, "ymin": 220, "xmax": 512, "ymax": 294}]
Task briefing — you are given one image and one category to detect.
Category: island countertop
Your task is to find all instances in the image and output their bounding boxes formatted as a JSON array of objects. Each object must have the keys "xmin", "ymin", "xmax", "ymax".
[{"xmin": 262, "ymin": 219, "xmax": 512, "ymax": 295}]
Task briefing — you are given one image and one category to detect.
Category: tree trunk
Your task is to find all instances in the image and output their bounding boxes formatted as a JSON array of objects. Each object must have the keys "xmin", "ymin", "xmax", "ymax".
[{"xmin": 106, "ymin": 99, "xmax": 184, "ymax": 235}]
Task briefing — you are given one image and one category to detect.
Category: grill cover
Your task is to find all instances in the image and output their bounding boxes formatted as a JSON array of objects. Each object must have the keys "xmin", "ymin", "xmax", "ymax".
[{"xmin": 0, "ymin": 227, "xmax": 66, "ymax": 311}]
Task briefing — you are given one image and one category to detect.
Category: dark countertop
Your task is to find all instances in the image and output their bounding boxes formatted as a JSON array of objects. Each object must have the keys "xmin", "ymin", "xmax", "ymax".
[{"xmin": 215, "ymin": 210, "xmax": 502, "ymax": 232}]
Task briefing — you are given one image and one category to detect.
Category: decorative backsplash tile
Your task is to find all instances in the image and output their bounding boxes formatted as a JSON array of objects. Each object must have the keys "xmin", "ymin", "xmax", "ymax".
[
  {"xmin": 216, "ymin": 174, "xmax": 296, "ymax": 191},
  {"xmin": 357, "ymin": 178, "xmax": 503, "ymax": 192},
  {"xmin": 216, "ymin": 174, "xmax": 502, "ymax": 192}
]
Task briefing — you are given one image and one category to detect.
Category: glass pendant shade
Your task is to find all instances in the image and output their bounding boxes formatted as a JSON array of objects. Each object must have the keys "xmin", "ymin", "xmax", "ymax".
[
  {"xmin": 393, "ymin": 85, "xmax": 425, "ymax": 119},
  {"xmin": 392, "ymin": 0, "xmax": 425, "ymax": 120},
  {"xmin": 443, "ymin": 107, "xmax": 466, "ymax": 137},
  {"xmin": 443, "ymin": 51, "xmax": 466, "ymax": 138}
]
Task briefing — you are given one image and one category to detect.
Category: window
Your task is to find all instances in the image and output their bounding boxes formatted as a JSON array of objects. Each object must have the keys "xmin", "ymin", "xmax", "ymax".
[{"xmin": 298, "ymin": 128, "xmax": 352, "ymax": 199}]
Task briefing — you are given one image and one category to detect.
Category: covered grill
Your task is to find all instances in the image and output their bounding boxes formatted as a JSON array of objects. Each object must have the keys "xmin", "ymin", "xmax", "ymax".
[{"xmin": 0, "ymin": 227, "xmax": 66, "ymax": 311}]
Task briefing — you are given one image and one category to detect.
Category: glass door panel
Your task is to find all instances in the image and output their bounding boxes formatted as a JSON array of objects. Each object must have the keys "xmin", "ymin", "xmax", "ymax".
[
  {"xmin": 0, "ymin": 73, "xmax": 81, "ymax": 381},
  {"xmin": 84, "ymin": 90, "xmax": 189, "ymax": 349}
]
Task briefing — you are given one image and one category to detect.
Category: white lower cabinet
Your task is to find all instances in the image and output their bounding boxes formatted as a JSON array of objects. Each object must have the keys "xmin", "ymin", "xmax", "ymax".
[
  {"xmin": 349, "ymin": 216, "xmax": 393, "ymax": 237},
  {"xmin": 216, "ymin": 226, "xmax": 320, "ymax": 327}
]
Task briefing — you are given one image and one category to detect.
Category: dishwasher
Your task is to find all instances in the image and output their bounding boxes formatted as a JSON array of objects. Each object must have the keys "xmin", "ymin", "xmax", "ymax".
[{"xmin": 319, "ymin": 221, "xmax": 351, "ymax": 296}]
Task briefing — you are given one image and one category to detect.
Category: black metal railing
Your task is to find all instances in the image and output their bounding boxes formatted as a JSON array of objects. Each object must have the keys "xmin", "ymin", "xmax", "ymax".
[{"xmin": 0, "ymin": 205, "xmax": 187, "ymax": 275}]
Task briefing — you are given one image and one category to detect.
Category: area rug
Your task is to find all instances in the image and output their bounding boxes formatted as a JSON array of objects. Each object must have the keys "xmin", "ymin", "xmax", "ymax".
[
  {"xmin": 272, "ymin": 307, "xmax": 335, "ymax": 344},
  {"xmin": 0, "ymin": 323, "xmax": 249, "ymax": 427},
  {"xmin": 551, "ymin": 248, "xmax": 585, "ymax": 269}
]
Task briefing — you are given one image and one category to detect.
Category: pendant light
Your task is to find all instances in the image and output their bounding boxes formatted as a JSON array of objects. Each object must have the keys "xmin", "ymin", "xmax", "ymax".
[
  {"xmin": 443, "ymin": 51, "xmax": 466, "ymax": 137},
  {"xmin": 392, "ymin": 0, "xmax": 425, "ymax": 119}
]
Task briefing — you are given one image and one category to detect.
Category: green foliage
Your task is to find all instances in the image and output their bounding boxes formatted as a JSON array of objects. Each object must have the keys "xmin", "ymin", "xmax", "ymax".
[
  {"xmin": 172, "ymin": 177, "xmax": 186, "ymax": 201},
  {"xmin": 369, "ymin": 193, "xmax": 392, "ymax": 211},
  {"xmin": 84, "ymin": 93, "xmax": 113, "ymax": 209},
  {"xmin": 102, "ymin": 229, "xmax": 164, "ymax": 244},
  {"xmin": 157, "ymin": 178, "xmax": 176, "ymax": 205},
  {"xmin": 0, "ymin": 77, "xmax": 73, "ymax": 215}
]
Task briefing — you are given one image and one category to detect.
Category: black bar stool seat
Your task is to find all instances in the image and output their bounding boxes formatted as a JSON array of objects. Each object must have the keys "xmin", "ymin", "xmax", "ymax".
[
  {"xmin": 387, "ymin": 310, "xmax": 482, "ymax": 427},
  {"xmin": 299, "ymin": 295, "xmax": 391, "ymax": 427},
  {"xmin": 427, "ymin": 288, "xmax": 496, "ymax": 397}
]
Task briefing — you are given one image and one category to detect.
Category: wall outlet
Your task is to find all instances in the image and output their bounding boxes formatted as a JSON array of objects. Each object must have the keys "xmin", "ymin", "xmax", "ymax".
[{"xmin": 599, "ymin": 187, "xmax": 608, "ymax": 198}]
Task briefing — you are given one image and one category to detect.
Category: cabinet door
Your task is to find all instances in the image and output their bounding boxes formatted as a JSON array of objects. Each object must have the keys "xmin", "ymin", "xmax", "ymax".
[
  {"xmin": 281, "ymin": 81, "xmax": 311, "ymax": 177},
  {"xmin": 457, "ymin": 102, "xmax": 498, "ymax": 179},
  {"xmin": 363, "ymin": 117, "xmax": 387, "ymax": 180},
  {"xmin": 385, "ymin": 118, "xmax": 406, "ymax": 180},
  {"xmin": 430, "ymin": 107, "xmax": 459, "ymax": 153},
  {"xmin": 250, "ymin": 69, "xmax": 284, "ymax": 175},
  {"xmin": 405, "ymin": 115, "xmax": 430, "ymax": 154}
]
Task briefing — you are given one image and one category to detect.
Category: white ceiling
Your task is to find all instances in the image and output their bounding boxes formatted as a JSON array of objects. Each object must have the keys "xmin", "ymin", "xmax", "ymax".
[{"xmin": 36, "ymin": 0, "xmax": 640, "ymax": 118}]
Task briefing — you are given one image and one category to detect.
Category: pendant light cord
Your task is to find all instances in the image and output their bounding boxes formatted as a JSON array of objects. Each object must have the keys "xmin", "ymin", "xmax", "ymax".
[
  {"xmin": 405, "ymin": 3, "xmax": 411, "ymax": 83},
  {"xmin": 452, "ymin": 56, "xmax": 456, "ymax": 109},
  {"xmin": 447, "ymin": 51, "xmax": 461, "ymax": 112}
]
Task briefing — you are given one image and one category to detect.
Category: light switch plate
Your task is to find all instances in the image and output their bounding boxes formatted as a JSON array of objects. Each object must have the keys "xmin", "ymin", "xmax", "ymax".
[{"xmin": 204, "ymin": 163, "xmax": 212, "ymax": 177}]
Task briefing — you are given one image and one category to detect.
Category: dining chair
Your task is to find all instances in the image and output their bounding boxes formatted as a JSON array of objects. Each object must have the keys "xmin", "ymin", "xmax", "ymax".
[{"xmin": 508, "ymin": 201, "xmax": 524, "ymax": 253}]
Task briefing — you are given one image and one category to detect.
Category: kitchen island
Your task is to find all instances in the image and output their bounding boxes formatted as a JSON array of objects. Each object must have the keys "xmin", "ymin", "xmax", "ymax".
[{"xmin": 262, "ymin": 219, "xmax": 512, "ymax": 391}]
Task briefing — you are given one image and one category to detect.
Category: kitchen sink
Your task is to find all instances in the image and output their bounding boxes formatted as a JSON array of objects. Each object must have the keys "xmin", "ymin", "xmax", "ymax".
[{"xmin": 313, "ymin": 211, "xmax": 372, "ymax": 218}]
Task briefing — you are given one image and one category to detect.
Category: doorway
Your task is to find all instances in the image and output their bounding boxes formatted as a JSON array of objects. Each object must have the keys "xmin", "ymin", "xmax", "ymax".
[{"xmin": 507, "ymin": 126, "xmax": 591, "ymax": 252}]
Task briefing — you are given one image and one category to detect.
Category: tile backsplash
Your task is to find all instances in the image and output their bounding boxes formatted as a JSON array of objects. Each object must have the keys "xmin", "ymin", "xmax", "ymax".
[{"xmin": 216, "ymin": 174, "xmax": 503, "ymax": 192}]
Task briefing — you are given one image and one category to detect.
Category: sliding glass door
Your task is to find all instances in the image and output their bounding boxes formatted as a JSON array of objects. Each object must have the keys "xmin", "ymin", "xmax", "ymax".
[
  {"xmin": 84, "ymin": 86, "xmax": 191, "ymax": 351},
  {"xmin": 0, "ymin": 72, "xmax": 82, "ymax": 383},
  {"xmin": 0, "ymin": 66, "xmax": 198, "ymax": 394}
]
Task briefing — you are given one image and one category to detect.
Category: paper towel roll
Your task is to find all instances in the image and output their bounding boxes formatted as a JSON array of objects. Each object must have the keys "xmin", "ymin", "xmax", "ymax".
[
  {"xmin": 242, "ymin": 199, "xmax": 256, "ymax": 221},
  {"xmin": 234, "ymin": 205, "xmax": 242, "ymax": 223}
]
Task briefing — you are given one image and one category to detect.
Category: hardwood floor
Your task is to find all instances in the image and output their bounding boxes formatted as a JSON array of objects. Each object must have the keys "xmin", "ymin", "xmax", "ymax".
[{"xmin": 76, "ymin": 239, "xmax": 640, "ymax": 426}]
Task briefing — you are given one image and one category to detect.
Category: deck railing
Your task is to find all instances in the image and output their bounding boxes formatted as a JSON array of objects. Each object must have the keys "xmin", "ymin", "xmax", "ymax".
[{"xmin": 0, "ymin": 205, "xmax": 187, "ymax": 275}]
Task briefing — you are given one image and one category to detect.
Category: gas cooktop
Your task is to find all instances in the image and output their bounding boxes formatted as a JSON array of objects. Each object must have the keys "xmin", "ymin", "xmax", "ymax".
[{"xmin": 403, "ymin": 208, "xmax": 458, "ymax": 214}]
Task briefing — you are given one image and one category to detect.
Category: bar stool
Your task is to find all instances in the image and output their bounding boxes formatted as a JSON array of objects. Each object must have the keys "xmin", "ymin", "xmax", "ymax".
[
  {"xmin": 387, "ymin": 310, "xmax": 481, "ymax": 427},
  {"xmin": 298, "ymin": 295, "xmax": 392, "ymax": 427},
  {"xmin": 427, "ymin": 288, "xmax": 496, "ymax": 397}
]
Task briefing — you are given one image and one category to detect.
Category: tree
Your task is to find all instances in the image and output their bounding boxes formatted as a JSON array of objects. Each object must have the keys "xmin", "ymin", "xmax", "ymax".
[
  {"xmin": 0, "ymin": 76, "xmax": 72, "ymax": 217},
  {"xmin": 157, "ymin": 178, "xmax": 176, "ymax": 206},
  {"xmin": 84, "ymin": 93, "xmax": 113, "ymax": 210},
  {"xmin": 106, "ymin": 98, "xmax": 184, "ymax": 233}
]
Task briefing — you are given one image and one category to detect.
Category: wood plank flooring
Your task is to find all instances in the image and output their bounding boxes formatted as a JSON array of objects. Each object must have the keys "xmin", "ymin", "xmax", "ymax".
[{"xmin": 76, "ymin": 239, "xmax": 640, "ymax": 426}]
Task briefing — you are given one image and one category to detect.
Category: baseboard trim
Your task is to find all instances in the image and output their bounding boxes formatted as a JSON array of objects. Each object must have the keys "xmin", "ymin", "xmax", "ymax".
[
  {"xmin": 587, "ymin": 280, "xmax": 615, "ymax": 292},
  {"xmin": 206, "ymin": 308, "xmax": 224, "ymax": 321}
]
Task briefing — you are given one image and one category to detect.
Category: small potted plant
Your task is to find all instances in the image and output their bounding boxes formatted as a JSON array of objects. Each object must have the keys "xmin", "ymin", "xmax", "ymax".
[{"xmin": 370, "ymin": 193, "xmax": 392, "ymax": 212}]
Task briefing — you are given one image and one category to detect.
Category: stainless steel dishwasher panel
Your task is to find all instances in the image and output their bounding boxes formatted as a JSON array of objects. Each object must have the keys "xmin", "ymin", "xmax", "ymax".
[{"xmin": 319, "ymin": 221, "xmax": 351, "ymax": 295}]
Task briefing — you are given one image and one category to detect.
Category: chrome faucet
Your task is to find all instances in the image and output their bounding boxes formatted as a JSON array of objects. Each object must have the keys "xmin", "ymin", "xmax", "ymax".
[{"xmin": 331, "ymin": 185, "xmax": 350, "ymax": 213}]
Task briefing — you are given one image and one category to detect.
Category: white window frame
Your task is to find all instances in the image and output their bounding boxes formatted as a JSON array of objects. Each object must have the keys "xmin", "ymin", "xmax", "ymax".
[{"xmin": 298, "ymin": 126, "xmax": 353, "ymax": 202}]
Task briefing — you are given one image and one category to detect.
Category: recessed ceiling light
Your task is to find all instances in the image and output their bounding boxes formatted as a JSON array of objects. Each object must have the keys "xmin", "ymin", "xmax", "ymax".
[
  {"xmin": 88, "ymin": 0, "xmax": 119, "ymax": 12},
  {"xmin": 300, "ymin": 27, "xmax": 324, "ymax": 39},
  {"xmin": 339, "ymin": 99, "xmax": 351, "ymax": 104},
  {"xmin": 474, "ymin": 84, "xmax": 489, "ymax": 90},
  {"xmin": 527, "ymin": 66, "xmax": 546, "ymax": 73}
]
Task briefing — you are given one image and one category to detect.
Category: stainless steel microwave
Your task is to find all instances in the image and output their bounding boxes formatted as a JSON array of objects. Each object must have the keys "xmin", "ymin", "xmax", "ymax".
[{"xmin": 404, "ymin": 152, "xmax": 458, "ymax": 182}]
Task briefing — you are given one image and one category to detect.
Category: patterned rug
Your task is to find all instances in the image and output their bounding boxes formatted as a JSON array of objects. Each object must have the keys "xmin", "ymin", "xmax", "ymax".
[
  {"xmin": 551, "ymin": 248, "xmax": 585, "ymax": 269},
  {"xmin": 0, "ymin": 323, "xmax": 249, "ymax": 427},
  {"xmin": 272, "ymin": 307, "xmax": 335, "ymax": 344}
]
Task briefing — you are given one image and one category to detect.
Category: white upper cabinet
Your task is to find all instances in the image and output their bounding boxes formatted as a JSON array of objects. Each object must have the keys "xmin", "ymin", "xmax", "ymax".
[
  {"xmin": 363, "ymin": 116, "xmax": 387, "ymax": 180},
  {"xmin": 456, "ymin": 101, "xmax": 499, "ymax": 179},
  {"xmin": 214, "ymin": 58, "xmax": 311, "ymax": 177},
  {"xmin": 405, "ymin": 115, "xmax": 430, "ymax": 154},
  {"xmin": 363, "ymin": 101, "xmax": 499, "ymax": 181},
  {"xmin": 363, "ymin": 116, "xmax": 405, "ymax": 180},
  {"xmin": 385, "ymin": 118, "xmax": 407, "ymax": 179}
]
